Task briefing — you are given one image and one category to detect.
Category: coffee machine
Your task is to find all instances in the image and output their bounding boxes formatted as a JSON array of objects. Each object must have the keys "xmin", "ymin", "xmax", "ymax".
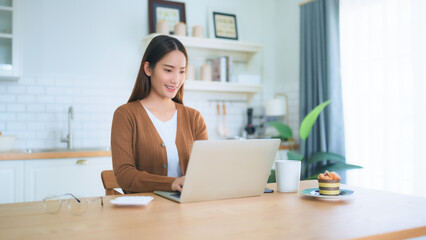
[{"xmin": 245, "ymin": 108, "xmax": 255, "ymax": 137}]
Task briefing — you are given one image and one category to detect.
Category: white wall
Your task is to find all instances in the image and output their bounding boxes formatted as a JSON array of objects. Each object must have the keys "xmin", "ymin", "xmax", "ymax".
[
  {"xmin": 274, "ymin": 0, "xmax": 301, "ymax": 139},
  {"xmin": 0, "ymin": 0, "xmax": 301, "ymax": 149}
]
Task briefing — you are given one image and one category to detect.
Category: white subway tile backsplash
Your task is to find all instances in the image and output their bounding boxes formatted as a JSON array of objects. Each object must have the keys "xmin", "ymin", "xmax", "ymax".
[
  {"xmin": 75, "ymin": 113, "xmax": 94, "ymax": 122},
  {"xmin": 0, "ymin": 95, "xmax": 16, "ymax": 103},
  {"xmin": 55, "ymin": 78, "xmax": 74, "ymax": 87},
  {"xmin": 19, "ymin": 77, "xmax": 36, "ymax": 85},
  {"xmin": 2, "ymin": 74, "xmax": 302, "ymax": 149},
  {"xmin": 6, "ymin": 86, "xmax": 26, "ymax": 94},
  {"xmin": 73, "ymin": 78, "xmax": 97, "ymax": 87},
  {"xmin": 14, "ymin": 139, "xmax": 26, "ymax": 148},
  {"xmin": 36, "ymin": 95, "xmax": 55, "ymax": 103},
  {"xmin": 17, "ymin": 95, "xmax": 36, "ymax": 103},
  {"xmin": 46, "ymin": 86, "xmax": 64, "ymax": 95},
  {"xmin": 27, "ymin": 86, "xmax": 45, "ymax": 95},
  {"xmin": 7, "ymin": 103, "xmax": 26, "ymax": 112},
  {"xmin": 0, "ymin": 113, "xmax": 16, "ymax": 121},
  {"xmin": 36, "ymin": 130, "xmax": 59, "ymax": 140},
  {"xmin": 36, "ymin": 113, "xmax": 56, "ymax": 121},
  {"xmin": 0, "ymin": 122, "xmax": 6, "ymax": 132},
  {"xmin": 55, "ymin": 96, "xmax": 73, "ymax": 104},
  {"xmin": 17, "ymin": 113, "xmax": 37, "ymax": 121},
  {"xmin": 27, "ymin": 122, "xmax": 47, "ymax": 130},
  {"xmin": 15, "ymin": 131, "xmax": 36, "ymax": 140},
  {"xmin": 36, "ymin": 77, "xmax": 55, "ymax": 85},
  {"xmin": 26, "ymin": 141, "xmax": 49, "ymax": 149},
  {"xmin": 64, "ymin": 87, "xmax": 79, "ymax": 95},
  {"xmin": 82, "ymin": 138, "xmax": 104, "ymax": 148},
  {"xmin": 27, "ymin": 104, "xmax": 45, "ymax": 112},
  {"xmin": 45, "ymin": 104, "xmax": 65, "ymax": 113},
  {"xmin": 6, "ymin": 121, "xmax": 27, "ymax": 131}
]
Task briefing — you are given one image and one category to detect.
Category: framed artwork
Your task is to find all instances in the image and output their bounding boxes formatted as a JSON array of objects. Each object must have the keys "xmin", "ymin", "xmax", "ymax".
[
  {"xmin": 212, "ymin": 12, "xmax": 238, "ymax": 40},
  {"xmin": 148, "ymin": 0, "xmax": 186, "ymax": 34}
]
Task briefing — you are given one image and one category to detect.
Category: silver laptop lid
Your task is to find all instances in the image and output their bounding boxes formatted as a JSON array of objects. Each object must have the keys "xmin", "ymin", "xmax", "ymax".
[{"xmin": 180, "ymin": 139, "xmax": 280, "ymax": 203}]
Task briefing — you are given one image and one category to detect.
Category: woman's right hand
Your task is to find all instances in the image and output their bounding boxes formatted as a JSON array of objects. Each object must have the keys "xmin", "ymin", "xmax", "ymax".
[{"xmin": 171, "ymin": 176, "xmax": 185, "ymax": 192}]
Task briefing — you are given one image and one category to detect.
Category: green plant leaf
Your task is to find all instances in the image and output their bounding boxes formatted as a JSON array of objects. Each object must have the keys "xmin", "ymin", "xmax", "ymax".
[
  {"xmin": 299, "ymin": 100, "xmax": 331, "ymax": 140},
  {"xmin": 315, "ymin": 162, "xmax": 362, "ymax": 174},
  {"xmin": 305, "ymin": 173, "xmax": 320, "ymax": 180},
  {"xmin": 267, "ymin": 122, "xmax": 293, "ymax": 139},
  {"xmin": 287, "ymin": 151, "xmax": 304, "ymax": 161},
  {"xmin": 306, "ymin": 152, "xmax": 345, "ymax": 165},
  {"xmin": 268, "ymin": 169, "xmax": 276, "ymax": 183}
]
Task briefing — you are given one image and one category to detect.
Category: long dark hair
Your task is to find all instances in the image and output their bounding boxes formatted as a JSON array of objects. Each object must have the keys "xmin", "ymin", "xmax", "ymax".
[{"xmin": 128, "ymin": 35, "xmax": 188, "ymax": 103}]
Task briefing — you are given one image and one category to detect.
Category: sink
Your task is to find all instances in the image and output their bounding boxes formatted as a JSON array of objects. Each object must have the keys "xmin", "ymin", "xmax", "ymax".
[{"xmin": 24, "ymin": 147, "xmax": 111, "ymax": 153}]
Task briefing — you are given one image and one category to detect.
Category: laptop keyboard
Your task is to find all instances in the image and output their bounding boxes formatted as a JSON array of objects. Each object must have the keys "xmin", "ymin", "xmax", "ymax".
[{"xmin": 171, "ymin": 192, "xmax": 181, "ymax": 199}]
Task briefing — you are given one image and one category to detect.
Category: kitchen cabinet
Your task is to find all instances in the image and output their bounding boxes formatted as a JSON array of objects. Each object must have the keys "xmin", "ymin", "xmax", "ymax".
[
  {"xmin": 0, "ymin": 0, "xmax": 20, "ymax": 80},
  {"xmin": 142, "ymin": 34, "xmax": 262, "ymax": 96},
  {"xmin": 0, "ymin": 156, "xmax": 113, "ymax": 203},
  {"xmin": 0, "ymin": 160, "xmax": 24, "ymax": 203},
  {"xmin": 24, "ymin": 157, "xmax": 113, "ymax": 202}
]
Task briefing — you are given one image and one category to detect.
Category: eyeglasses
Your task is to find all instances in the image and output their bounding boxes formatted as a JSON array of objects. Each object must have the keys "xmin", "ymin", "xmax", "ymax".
[{"xmin": 43, "ymin": 193, "xmax": 103, "ymax": 215}]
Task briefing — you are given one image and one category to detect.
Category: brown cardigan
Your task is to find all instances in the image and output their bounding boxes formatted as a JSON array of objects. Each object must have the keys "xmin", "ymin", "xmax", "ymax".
[{"xmin": 111, "ymin": 101, "xmax": 208, "ymax": 193}]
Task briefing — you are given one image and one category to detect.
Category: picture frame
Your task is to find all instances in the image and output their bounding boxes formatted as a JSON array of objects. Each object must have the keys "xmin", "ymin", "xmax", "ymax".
[
  {"xmin": 212, "ymin": 11, "xmax": 238, "ymax": 40},
  {"xmin": 148, "ymin": 0, "xmax": 186, "ymax": 34}
]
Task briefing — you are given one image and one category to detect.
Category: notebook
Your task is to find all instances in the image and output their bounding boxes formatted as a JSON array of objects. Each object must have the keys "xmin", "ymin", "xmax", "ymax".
[{"xmin": 154, "ymin": 139, "xmax": 280, "ymax": 203}]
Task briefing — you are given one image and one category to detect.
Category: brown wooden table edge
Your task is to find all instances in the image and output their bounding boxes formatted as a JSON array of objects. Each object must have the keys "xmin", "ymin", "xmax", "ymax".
[
  {"xmin": 349, "ymin": 225, "xmax": 426, "ymax": 240},
  {"xmin": 0, "ymin": 150, "xmax": 112, "ymax": 161}
]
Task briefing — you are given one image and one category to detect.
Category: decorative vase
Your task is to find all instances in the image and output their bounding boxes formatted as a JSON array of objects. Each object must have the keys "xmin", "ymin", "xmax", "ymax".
[
  {"xmin": 174, "ymin": 22, "xmax": 186, "ymax": 36},
  {"xmin": 192, "ymin": 25, "xmax": 204, "ymax": 38},
  {"xmin": 200, "ymin": 63, "xmax": 212, "ymax": 81},
  {"xmin": 156, "ymin": 20, "xmax": 169, "ymax": 35}
]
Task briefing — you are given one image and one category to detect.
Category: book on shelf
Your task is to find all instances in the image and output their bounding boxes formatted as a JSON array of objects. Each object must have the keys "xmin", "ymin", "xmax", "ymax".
[{"xmin": 212, "ymin": 56, "xmax": 232, "ymax": 83}]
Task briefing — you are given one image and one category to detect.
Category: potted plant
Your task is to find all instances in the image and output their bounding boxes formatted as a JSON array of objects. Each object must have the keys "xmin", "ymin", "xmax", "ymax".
[{"xmin": 267, "ymin": 100, "xmax": 362, "ymax": 182}]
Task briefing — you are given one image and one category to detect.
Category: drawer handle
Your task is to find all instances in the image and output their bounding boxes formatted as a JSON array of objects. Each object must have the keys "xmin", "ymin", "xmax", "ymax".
[{"xmin": 76, "ymin": 159, "xmax": 88, "ymax": 165}]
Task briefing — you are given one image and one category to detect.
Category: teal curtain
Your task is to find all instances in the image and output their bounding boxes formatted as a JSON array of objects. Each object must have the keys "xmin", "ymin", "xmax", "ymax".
[{"xmin": 299, "ymin": 0, "xmax": 345, "ymax": 179}]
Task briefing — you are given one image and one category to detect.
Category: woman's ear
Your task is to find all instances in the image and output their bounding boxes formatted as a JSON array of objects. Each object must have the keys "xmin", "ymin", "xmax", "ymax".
[{"xmin": 143, "ymin": 62, "xmax": 152, "ymax": 76}]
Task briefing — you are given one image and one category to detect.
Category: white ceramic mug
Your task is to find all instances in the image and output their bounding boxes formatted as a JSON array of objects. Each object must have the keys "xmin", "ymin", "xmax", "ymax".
[{"xmin": 275, "ymin": 160, "xmax": 301, "ymax": 192}]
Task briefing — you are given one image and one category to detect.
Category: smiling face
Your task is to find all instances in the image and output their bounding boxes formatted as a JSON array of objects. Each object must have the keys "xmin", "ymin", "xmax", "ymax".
[{"xmin": 144, "ymin": 50, "xmax": 186, "ymax": 101}]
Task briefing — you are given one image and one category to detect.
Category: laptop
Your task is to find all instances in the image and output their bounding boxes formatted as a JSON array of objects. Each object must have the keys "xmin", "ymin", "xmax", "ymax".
[{"xmin": 154, "ymin": 139, "xmax": 280, "ymax": 203}]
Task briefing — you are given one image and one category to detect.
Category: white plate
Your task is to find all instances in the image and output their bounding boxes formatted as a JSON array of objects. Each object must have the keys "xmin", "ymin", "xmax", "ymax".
[
  {"xmin": 299, "ymin": 188, "xmax": 354, "ymax": 200},
  {"xmin": 110, "ymin": 196, "xmax": 154, "ymax": 206}
]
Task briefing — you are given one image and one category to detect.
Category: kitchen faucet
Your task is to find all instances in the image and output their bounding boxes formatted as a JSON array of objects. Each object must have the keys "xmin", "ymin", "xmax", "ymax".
[{"xmin": 61, "ymin": 106, "xmax": 74, "ymax": 149}]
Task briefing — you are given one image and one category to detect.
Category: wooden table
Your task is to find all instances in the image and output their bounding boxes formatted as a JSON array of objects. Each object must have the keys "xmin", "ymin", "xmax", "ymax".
[{"xmin": 0, "ymin": 181, "xmax": 425, "ymax": 240}]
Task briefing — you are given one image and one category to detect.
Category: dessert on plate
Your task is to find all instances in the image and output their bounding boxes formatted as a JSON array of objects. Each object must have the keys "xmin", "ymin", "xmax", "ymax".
[{"xmin": 318, "ymin": 170, "xmax": 340, "ymax": 196}]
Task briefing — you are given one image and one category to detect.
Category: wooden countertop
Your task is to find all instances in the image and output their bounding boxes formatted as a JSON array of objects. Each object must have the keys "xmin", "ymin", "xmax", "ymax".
[
  {"xmin": 1, "ymin": 143, "xmax": 296, "ymax": 161},
  {"xmin": 0, "ymin": 180, "xmax": 425, "ymax": 239},
  {"xmin": 0, "ymin": 149, "xmax": 111, "ymax": 161},
  {"xmin": 279, "ymin": 143, "xmax": 299, "ymax": 150}
]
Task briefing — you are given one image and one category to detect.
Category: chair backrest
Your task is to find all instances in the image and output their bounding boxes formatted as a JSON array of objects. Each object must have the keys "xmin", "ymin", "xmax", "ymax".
[{"xmin": 101, "ymin": 170, "xmax": 123, "ymax": 196}]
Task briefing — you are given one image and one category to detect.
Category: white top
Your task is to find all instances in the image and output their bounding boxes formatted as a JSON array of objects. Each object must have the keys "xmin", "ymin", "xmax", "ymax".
[{"xmin": 143, "ymin": 106, "xmax": 182, "ymax": 178}]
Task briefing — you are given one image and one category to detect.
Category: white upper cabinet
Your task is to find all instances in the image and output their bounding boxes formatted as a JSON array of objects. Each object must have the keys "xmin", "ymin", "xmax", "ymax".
[{"xmin": 0, "ymin": 0, "xmax": 20, "ymax": 80}]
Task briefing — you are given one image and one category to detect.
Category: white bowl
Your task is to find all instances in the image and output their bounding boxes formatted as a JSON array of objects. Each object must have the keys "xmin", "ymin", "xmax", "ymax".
[{"xmin": 0, "ymin": 135, "xmax": 16, "ymax": 152}]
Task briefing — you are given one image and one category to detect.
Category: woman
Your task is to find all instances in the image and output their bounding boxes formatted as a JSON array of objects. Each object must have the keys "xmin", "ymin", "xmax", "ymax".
[{"xmin": 111, "ymin": 35, "xmax": 208, "ymax": 193}]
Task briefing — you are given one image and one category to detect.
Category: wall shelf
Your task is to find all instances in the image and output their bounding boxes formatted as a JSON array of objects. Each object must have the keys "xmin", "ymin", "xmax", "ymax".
[
  {"xmin": 142, "ymin": 33, "xmax": 261, "ymax": 62},
  {"xmin": 184, "ymin": 80, "xmax": 262, "ymax": 94},
  {"xmin": 142, "ymin": 34, "xmax": 262, "ymax": 97}
]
